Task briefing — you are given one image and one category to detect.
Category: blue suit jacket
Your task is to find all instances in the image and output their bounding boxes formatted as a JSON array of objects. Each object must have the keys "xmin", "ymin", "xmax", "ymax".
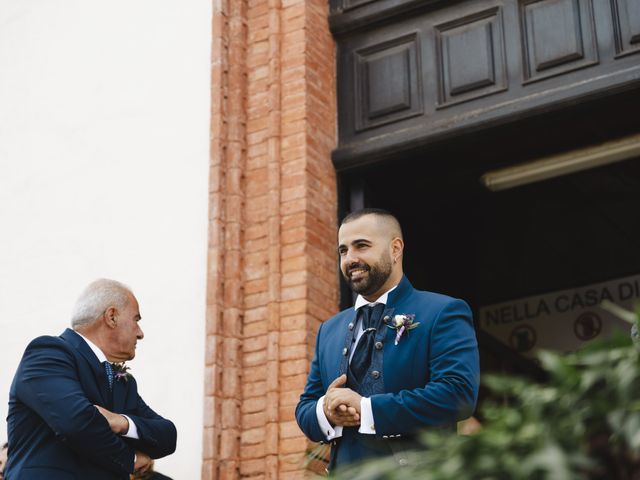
[
  {"xmin": 295, "ymin": 276, "xmax": 480, "ymax": 467},
  {"xmin": 5, "ymin": 329, "xmax": 177, "ymax": 480}
]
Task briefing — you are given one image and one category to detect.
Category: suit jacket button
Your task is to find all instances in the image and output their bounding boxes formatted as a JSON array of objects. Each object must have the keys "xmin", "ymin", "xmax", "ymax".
[
  {"xmin": 342, "ymin": 347, "xmax": 348, "ymax": 356},
  {"xmin": 371, "ymin": 370, "xmax": 380, "ymax": 379},
  {"xmin": 374, "ymin": 341, "xmax": 383, "ymax": 350}
]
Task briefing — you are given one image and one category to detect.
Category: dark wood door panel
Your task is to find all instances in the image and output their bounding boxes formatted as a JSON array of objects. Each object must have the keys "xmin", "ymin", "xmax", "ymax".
[
  {"xmin": 612, "ymin": 0, "xmax": 640, "ymax": 57},
  {"xmin": 520, "ymin": 0, "xmax": 598, "ymax": 83},
  {"xmin": 354, "ymin": 33, "xmax": 424, "ymax": 131},
  {"xmin": 332, "ymin": 0, "xmax": 640, "ymax": 170},
  {"xmin": 434, "ymin": 6, "xmax": 508, "ymax": 107}
]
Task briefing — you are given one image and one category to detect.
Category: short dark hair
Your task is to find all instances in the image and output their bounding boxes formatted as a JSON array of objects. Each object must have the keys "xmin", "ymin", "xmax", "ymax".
[
  {"xmin": 340, "ymin": 208, "xmax": 403, "ymax": 239},
  {"xmin": 341, "ymin": 208, "xmax": 396, "ymax": 225}
]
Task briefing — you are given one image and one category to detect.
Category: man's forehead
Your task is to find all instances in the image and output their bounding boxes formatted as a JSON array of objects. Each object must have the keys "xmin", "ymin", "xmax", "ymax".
[
  {"xmin": 128, "ymin": 293, "xmax": 139, "ymax": 307},
  {"xmin": 338, "ymin": 215, "xmax": 383, "ymax": 242},
  {"xmin": 127, "ymin": 293, "xmax": 141, "ymax": 315}
]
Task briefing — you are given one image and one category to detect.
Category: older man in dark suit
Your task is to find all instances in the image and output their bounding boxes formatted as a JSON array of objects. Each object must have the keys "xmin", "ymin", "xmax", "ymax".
[
  {"xmin": 5, "ymin": 279, "xmax": 176, "ymax": 480},
  {"xmin": 296, "ymin": 209, "xmax": 480, "ymax": 470}
]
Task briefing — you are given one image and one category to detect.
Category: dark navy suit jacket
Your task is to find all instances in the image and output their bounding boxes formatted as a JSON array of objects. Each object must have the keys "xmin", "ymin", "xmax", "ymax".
[
  {"xmin": 295, "ymin": 276, "xmax": 480, "ymax": 467},
  {"xmin": 5, "ymin": 329, "xmax": 176, "ymax": 480}
]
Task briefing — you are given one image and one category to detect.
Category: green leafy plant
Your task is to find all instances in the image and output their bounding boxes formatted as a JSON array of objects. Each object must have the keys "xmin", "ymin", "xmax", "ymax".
[{"xmin": 341, "ymin": 304, "xmax": 640, "ymax": 480}]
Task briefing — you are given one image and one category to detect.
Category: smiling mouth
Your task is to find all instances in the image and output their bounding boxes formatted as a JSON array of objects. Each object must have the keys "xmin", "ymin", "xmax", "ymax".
[{"xmin": 348, "ymin": 268, "xmax": 368, "ymax": 280}]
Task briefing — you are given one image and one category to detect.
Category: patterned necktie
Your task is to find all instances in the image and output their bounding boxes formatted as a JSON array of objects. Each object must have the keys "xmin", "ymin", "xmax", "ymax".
[
  {"xmin": 103, "ymin": 361, "xmax": 114, "ymax": 390},
  {"xmin": 350, "ymin": 303, "xmax": 385, "ymax": 384}
]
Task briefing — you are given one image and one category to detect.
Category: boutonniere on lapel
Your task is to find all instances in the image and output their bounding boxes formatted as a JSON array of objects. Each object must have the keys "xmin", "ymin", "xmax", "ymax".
[
  {"xmin": 386, "ymin": 314, "xmax": 419, "ymax": 345},
  {"xmin": 112, "ymin": 363, "xmax": 132, "ymax": 383}
]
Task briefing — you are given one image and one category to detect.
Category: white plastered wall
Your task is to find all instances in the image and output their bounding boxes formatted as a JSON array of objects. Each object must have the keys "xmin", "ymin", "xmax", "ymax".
[{"xmin": 0, "ymin": 1, "xmax": 211, "ymax": 478}]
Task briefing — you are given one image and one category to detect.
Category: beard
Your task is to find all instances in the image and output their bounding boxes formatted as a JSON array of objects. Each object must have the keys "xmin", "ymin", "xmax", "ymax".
[{"xmin": 343, "ymin": 253, "xmax": 393, "ymax": 297}]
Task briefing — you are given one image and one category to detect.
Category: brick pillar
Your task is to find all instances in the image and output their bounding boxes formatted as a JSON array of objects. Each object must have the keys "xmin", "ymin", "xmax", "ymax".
[
  {"xmin": 205, "ymin": 1, "xmax": 337, "ymax": 479},
  {"xmin": 205, "ymin": 1, "xmax": 247, "ymax": 479}
]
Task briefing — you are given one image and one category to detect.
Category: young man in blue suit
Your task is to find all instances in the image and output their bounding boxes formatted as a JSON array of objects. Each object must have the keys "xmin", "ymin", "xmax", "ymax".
[
  {"xmin": 5, "ymin": 279, "xmax": 177, "ymax": 480},
  {"xmin": 296, "ymin": 209, "xmax": 480, "ymax": 470}
]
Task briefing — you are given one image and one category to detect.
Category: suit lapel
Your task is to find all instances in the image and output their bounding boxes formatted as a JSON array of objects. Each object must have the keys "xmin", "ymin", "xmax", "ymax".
[
  {"xmin": 378, "ymin": 305, "xmax": 395, "ymax": 341},
  {"xmin": 334, "ymin": 309, "xmax": 359, "ymax": 379},
  {"xmin": 378, "ymin": 277, "xmax": 418, "ymax": 352},
  {"xmin": 380, "ymin": 281, "xmax": 425, "ymax": 393},
  {"xmin": 60, "ymin": 328, "xmax": 112, "ymax": 407}
]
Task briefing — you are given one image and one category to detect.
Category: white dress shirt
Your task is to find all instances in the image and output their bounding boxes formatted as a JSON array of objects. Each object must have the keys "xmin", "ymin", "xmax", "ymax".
[
  {"xmin": 76, "ymin": 332, "xmax": 139, "ymax": 439},
  {"xmin": 316, "ymin": 285, "xmax": 397, "ymax": 440}
]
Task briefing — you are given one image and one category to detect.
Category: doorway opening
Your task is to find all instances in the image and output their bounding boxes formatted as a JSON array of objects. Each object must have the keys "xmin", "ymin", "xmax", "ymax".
[{"xmin": 337, "ymin": 89, "xmax": 640, "ymax": 384}]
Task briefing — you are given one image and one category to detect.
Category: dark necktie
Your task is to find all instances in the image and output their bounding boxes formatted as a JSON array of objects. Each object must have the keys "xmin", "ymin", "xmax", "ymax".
[
  {"xmin": 103, "ymin": 361, "xmax": 114, "ymax": 390},
  {"xmin": 350, "ymin": 303, "xmax": 385, "ymax": 384}
]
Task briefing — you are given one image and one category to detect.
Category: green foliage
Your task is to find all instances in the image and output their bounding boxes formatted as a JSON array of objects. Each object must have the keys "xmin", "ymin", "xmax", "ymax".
[{"xmin": 342, "ymin": 307, "xmax": 640, "ymax": 479}]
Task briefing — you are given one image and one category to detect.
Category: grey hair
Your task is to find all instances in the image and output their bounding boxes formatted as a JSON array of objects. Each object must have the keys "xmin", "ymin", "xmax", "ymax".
[{"xmin": 70, "ymin": 279, "xmax": 133, "ymax": 329}]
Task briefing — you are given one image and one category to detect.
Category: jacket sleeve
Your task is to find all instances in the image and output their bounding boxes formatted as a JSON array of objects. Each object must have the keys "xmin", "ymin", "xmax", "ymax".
[
  {"xmin": 295, "ymin": 322, "xmax": 327, "ymax": 442},
  {"xmin": 125, "ymin": 385, "xmax": 177, "ymax": 459},
  {"xmin": 15, "ymin": 337, "xmax": 135, "ymax": 475},
  {"xmin": 370, "ymin": 299, "xmax": 480, "ymax": 436}
]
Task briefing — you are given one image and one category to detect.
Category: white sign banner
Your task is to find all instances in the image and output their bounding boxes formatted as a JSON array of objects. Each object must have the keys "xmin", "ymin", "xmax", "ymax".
[{"xmin": 479, "ymin": 274, "xmax": 640, "ymax": 356}]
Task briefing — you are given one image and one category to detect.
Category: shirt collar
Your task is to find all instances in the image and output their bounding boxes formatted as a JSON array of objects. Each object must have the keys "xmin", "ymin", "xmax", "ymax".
[
  {"xmin": 76, "ymin": 331, "xmax": 108, "ymax": 363},
  {"xmin": 354, "ymin": 284, "xmax": 398, "ymax": 311}
]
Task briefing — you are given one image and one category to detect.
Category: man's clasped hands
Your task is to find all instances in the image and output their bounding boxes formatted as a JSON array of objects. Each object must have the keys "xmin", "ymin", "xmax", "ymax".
[
  {"xmin": 323, "ymin": 374, "xmax": 364, "ymax": 427},
  {"xmin": 94, "ymin": 405, "xmax": 154, "ymax": 474}
]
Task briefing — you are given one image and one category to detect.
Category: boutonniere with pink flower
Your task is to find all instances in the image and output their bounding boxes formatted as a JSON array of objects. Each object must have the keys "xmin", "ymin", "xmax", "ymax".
[
  {"xmin": 112, "ymin": 363, "xmax": 132, "ymax": 383},
  {"xmin": 385, "ymin": 314, "xmax": 419, "ymax": 345}
]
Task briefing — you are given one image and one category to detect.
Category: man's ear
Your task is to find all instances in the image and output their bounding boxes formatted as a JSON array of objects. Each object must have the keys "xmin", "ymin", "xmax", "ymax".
[
  {"xmin": 391, "ymin": 237, "xmax": 404, "ymax": 263},
  {"xmin": 103, "ymin": 306, "xmax": 119, "ymax": 328}
]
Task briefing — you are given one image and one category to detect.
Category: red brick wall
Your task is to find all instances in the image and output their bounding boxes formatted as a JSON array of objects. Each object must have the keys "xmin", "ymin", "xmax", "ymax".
[{"xmin": 205, "ymin": 1, "xmax": 337, "ymax": 478}]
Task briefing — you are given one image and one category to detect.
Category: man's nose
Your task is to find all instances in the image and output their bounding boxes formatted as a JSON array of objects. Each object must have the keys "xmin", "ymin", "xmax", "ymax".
[
  {"xmin": 343, "ymin": 249, "xmax": 357, "ymax": 265},
  {"xmin": 137, "ymin": 327, "xmax": 144, "ymax": 340}
]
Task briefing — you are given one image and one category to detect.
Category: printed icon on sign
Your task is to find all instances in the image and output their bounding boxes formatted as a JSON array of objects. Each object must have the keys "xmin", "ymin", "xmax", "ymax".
[
  {"xmin": 509, "ymin": 325, "xmax": 537, "ymax": 353},
  {"xmin": 574, "ymin": 312, "xmax": 602, "ymax": 341}
]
